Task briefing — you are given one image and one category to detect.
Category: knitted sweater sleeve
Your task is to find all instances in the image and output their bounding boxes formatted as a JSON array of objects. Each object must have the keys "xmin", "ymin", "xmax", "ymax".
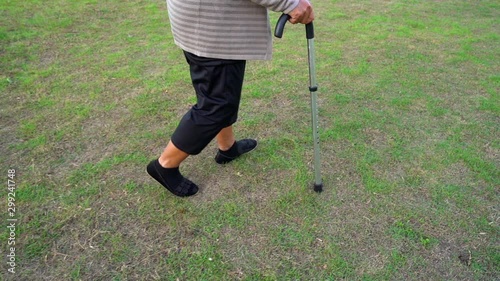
[{"xmin": 249, "ymin": 0, "xmax": 300, "ymax": 14}]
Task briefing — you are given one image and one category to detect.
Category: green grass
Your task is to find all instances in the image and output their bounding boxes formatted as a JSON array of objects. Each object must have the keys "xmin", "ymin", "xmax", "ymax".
[{"xmin": 1, "ymin": 0, "xmax": 499, "ymax": 280}]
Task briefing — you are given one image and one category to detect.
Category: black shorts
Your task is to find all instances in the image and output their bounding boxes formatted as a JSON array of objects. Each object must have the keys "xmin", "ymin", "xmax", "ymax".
[{"xmin": 170, "ymin": 51, "xmax": 246, "ymax": 155}]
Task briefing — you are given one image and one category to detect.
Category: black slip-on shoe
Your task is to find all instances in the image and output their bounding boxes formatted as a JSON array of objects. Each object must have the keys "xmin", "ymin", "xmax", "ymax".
[
  {"xmin": 146, "ymin": 160, "xmax": 198, "ymax": 197},
  {"xmin": 215, "ymin": 139, "xmax": 257, "ymax": 164}
]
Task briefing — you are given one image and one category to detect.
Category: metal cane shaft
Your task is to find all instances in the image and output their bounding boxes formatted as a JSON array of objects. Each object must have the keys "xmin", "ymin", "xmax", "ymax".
[{"xmin": 308, "ymin": 38, "xmax": 322, "ymax": 188}]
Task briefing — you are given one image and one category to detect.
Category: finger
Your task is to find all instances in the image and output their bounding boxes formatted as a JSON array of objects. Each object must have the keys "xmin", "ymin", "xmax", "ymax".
[
  {"xmin": 289, "ymin": 15, "xmax": 300, "ymax": 24},
  {"xmin": 304, "ymin": 11, "xmax": 314, "ymax": 24},
  {"xmin": 299, "ymin": 8, "xmax": 312, "ymax": 24},
  {"xmin": 308, "ymin": 10, "xmax": 314, "ymax": 23},
  {"xmin": 299, "ymin": 13, "xmax": 310, "ymax": 24}
]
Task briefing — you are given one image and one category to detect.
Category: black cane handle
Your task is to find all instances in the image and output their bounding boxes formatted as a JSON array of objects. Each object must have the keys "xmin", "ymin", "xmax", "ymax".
[{"xmin": 274, "ymin": 14, "xmax": 314, "ymax": 39}]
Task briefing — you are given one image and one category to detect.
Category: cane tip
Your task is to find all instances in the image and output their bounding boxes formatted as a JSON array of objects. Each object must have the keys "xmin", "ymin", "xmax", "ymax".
[{"xmin": 314, "ymin": 183, "xmax": 323, "ymax": 193}]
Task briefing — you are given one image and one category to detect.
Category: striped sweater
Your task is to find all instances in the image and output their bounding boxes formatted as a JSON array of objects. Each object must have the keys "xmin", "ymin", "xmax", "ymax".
[{"xmin": 166, "ymin": 0, "xmax": 299, "ymax": 60}]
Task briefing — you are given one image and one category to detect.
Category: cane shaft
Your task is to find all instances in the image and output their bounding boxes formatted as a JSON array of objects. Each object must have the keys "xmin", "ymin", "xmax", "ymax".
[{"xmin": 308, "ymin": 38, "xmax": 322, "ymax": 188}]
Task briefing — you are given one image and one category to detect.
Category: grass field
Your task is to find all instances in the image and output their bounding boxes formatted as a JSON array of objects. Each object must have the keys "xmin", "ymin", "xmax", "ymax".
[{"xmin": 1, "ymin": 0, "xmax": 499, "ymax": 280}]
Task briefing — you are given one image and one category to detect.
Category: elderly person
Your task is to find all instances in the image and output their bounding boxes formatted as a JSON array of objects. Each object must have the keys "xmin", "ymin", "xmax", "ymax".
[{"xmin": 147, "ymin": 0, "xmax": 314, "ymax": 197}]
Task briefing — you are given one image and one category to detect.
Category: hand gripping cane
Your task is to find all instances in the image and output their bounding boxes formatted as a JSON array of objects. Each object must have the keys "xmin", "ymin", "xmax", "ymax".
[{"xmin": 275, "ymin": 14, "xmax": 323, "ymax": 192}]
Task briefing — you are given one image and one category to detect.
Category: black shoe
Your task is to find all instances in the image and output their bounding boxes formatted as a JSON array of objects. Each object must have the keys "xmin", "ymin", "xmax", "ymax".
[
  {"xmin": 146, "ymin": 160, "xmax": 199, "ymax": 197},
  {"xmin": 215, "ymin": 139, "xmax": 257, "ymax": 164}
]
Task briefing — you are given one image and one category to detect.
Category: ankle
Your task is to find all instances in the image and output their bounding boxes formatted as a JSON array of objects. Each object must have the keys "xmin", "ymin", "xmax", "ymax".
[
  {"xmin": 158, "ymin": 157, "xmax": 179, "ymax": 168},
  {"xmin": 218, "ymin": 141, "xmax": 236, "ymax": 152}
]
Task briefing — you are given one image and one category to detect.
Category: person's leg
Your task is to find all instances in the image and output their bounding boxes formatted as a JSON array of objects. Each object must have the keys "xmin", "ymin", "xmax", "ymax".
[
  {"xmin": 159, "ymin": 140, "xmax": 188, "ymax": 168},
  {"xmin": 147, "ymin": 53, "xmax": 227, "ymax": 197},
  {"xmin": 167, "ymin": 52, "xmax": 246, "ymax": 156},
  {"xmin": 216, "ymin": 126, "xmax": 236, "ymax": 151},
  {"xmin": 148, "ymin": 51, "xmax": 255, "ymax": 196}
]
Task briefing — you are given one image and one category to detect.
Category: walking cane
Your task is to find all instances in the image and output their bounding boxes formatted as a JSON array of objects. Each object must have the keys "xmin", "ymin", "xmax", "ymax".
[{"xmin": 275, "ymin": 14, "xmax": 323, "ymax": 192}]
